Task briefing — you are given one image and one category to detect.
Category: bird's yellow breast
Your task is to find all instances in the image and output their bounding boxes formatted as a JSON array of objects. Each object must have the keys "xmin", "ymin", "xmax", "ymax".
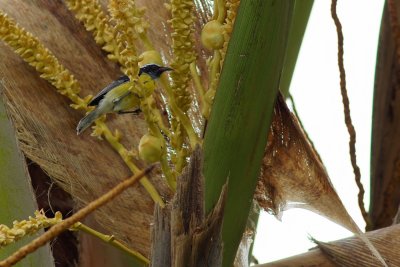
[{"xmin": 138, "ymin": 73, "xmax": 156, "ymax": 98}]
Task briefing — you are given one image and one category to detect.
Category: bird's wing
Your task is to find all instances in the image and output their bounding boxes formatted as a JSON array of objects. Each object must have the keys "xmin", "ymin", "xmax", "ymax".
[{"xmin": 88, "ymin": 75, "xmax": 130, "ymax": 106}]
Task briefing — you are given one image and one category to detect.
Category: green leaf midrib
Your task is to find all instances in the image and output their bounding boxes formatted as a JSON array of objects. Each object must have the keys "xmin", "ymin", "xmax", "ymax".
[{"xmin": 203, "ymin": 1, "xmax": 295, "ymax": 266}]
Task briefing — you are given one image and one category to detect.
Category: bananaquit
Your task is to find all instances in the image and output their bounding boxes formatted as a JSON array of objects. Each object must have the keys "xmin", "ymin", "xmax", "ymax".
[{"xmin": 76, "ymin": 64, "xmax": 172, "ymax": 135}]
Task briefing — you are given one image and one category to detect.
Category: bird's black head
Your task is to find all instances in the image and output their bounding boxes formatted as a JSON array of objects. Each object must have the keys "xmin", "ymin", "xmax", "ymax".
[{"xmin": 139, "ymin": 64, "xmax": 172, "ymax": 79}]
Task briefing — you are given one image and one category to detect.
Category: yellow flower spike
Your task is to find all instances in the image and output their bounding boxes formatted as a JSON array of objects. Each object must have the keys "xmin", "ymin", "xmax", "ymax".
[
  {"xmin": 108, "ymin": 0, "xmax": 148, "ymax": 60},
  {"xmin": 221, "ymin": 0, "xmax": 240, "ymax": 61},
  {"xmin": 0, "ymin": 10, "xmax": 164, "ymax": 206},
  {"xmin": 65, "ymin": 0, "xmax": 121, "ymax": 63},
  {"xmin": 168, "ymin": 0, "xmax": 197, "ymax": 113},
  {"xmin": 0, "ymin": 210, "xmax": 62, "ymax": 248},
  {"xmin": 0, "ymin": 11, "xmax": 84, "ymax": 107},
  {"xmin": 162, "ymin": 13, "xmax": 201, "ymax": 154}
]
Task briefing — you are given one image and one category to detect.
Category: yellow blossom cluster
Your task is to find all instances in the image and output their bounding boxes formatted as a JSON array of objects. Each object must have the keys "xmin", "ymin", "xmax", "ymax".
[
  {"xmin": 0, "ymin": 210, "xmax": 62, "ymax": 248},
  {"xmin": 168, "ymin": 0, "xmax": 197, "ymax": 112},
  {"xmin": 109, "ymin": 0, "xmax": 149, "ymax": 39},
  {"xmin": 221, "ymin": 0, "xmax": 240, "ymax": 61},
  {"xmin": 64, "ymin": 0, "xmax": 121, "ymax": 63},
  {"xmin": 0, "ymin": 11, "xmax": 90, "ymax": 110},
  {"xmin": 108, "ymin": 0, "xmax": 149, "ymax": 79},
  {"xmin": 198, "ymin": 0, "xmax": 240, "ymax": 118}
]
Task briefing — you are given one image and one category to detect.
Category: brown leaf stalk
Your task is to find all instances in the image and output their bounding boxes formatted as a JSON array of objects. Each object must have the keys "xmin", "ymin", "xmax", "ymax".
[
  {"xmin": 330, "ymin": 0, "xmax": 370, "ymax": 228},
  {"xmin": 0, "ymin": 165, "xmax": 155, "ymax": 267}
]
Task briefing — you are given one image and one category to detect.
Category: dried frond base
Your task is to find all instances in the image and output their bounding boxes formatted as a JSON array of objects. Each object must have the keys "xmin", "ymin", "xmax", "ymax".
[{"xmin": 150, "ymin": 147, "xmax": 225, "ymax": 266}]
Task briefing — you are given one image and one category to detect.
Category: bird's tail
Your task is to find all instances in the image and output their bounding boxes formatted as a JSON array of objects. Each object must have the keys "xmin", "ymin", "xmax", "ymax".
[{"xmin": 76, "ymin": 108, "xmax": 103, "ymax": 135}]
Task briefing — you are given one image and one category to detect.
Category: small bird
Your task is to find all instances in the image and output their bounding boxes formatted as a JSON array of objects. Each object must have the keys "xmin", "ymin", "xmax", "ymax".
[{"xmin": 76, "ymin": 63, "xmax": 172, "ymax": 135}]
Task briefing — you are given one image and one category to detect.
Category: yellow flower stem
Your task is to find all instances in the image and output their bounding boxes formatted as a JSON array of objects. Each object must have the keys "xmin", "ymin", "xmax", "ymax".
[
  {"xmin": 159, "ymin": 77, "xmax": 201, "ymax": 149},
  {"xmin": 210, "ymin": 50, "xmax": 222, "ymax": 91},
  {"xmin": 190, "ymin": 62, "xmax": 205, "ymax": 105},
  {"xmin": 212, "ymin": 0, "xmax": 218, "ymax": 20},
  {"xmin": 73, "ymin": 222, "xmax": 149, "ymax": 265},
  {"xmin": 175, "ymin": 148, "xmax": 187, "ymax": 174},
  {"xmin": 159, "ymin": 153, "xmax": 176, "ymax": 190},
  {"xmin": 141, "ymin": 97, "xmax": 176, "ymax": 190},
  {"xmin": 217, "ymin": 0, "xmax": 227, "ymax": 23},
  {"xmin": 95, "ymin": 120, "xmax": 165, "ymax": 207},
  {"xmin": 203, "ymin": 50, "xmax": 222, "ymax": 118},
  {"xmin": 155, "ymin": 113, "xmax": 171, "ymax": 138}
]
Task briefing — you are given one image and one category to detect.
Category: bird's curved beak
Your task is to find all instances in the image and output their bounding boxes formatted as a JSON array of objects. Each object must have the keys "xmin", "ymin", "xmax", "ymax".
[{"xmin": 160, "ymin": 66, "xmax": 173, "ymax": 73}]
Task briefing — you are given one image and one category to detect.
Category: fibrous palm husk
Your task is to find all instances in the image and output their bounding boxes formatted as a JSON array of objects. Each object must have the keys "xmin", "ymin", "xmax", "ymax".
[
  {"xmin": 255, "ymin": 94, "xmax": 358, "ymax": 232},
  {"xmin": 0, "ymin": 0, "xmax": 209, "ymax": 256},
  {"xmin": 255, "ymin": 94, "xmax": 387, "ymax": 265}
]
